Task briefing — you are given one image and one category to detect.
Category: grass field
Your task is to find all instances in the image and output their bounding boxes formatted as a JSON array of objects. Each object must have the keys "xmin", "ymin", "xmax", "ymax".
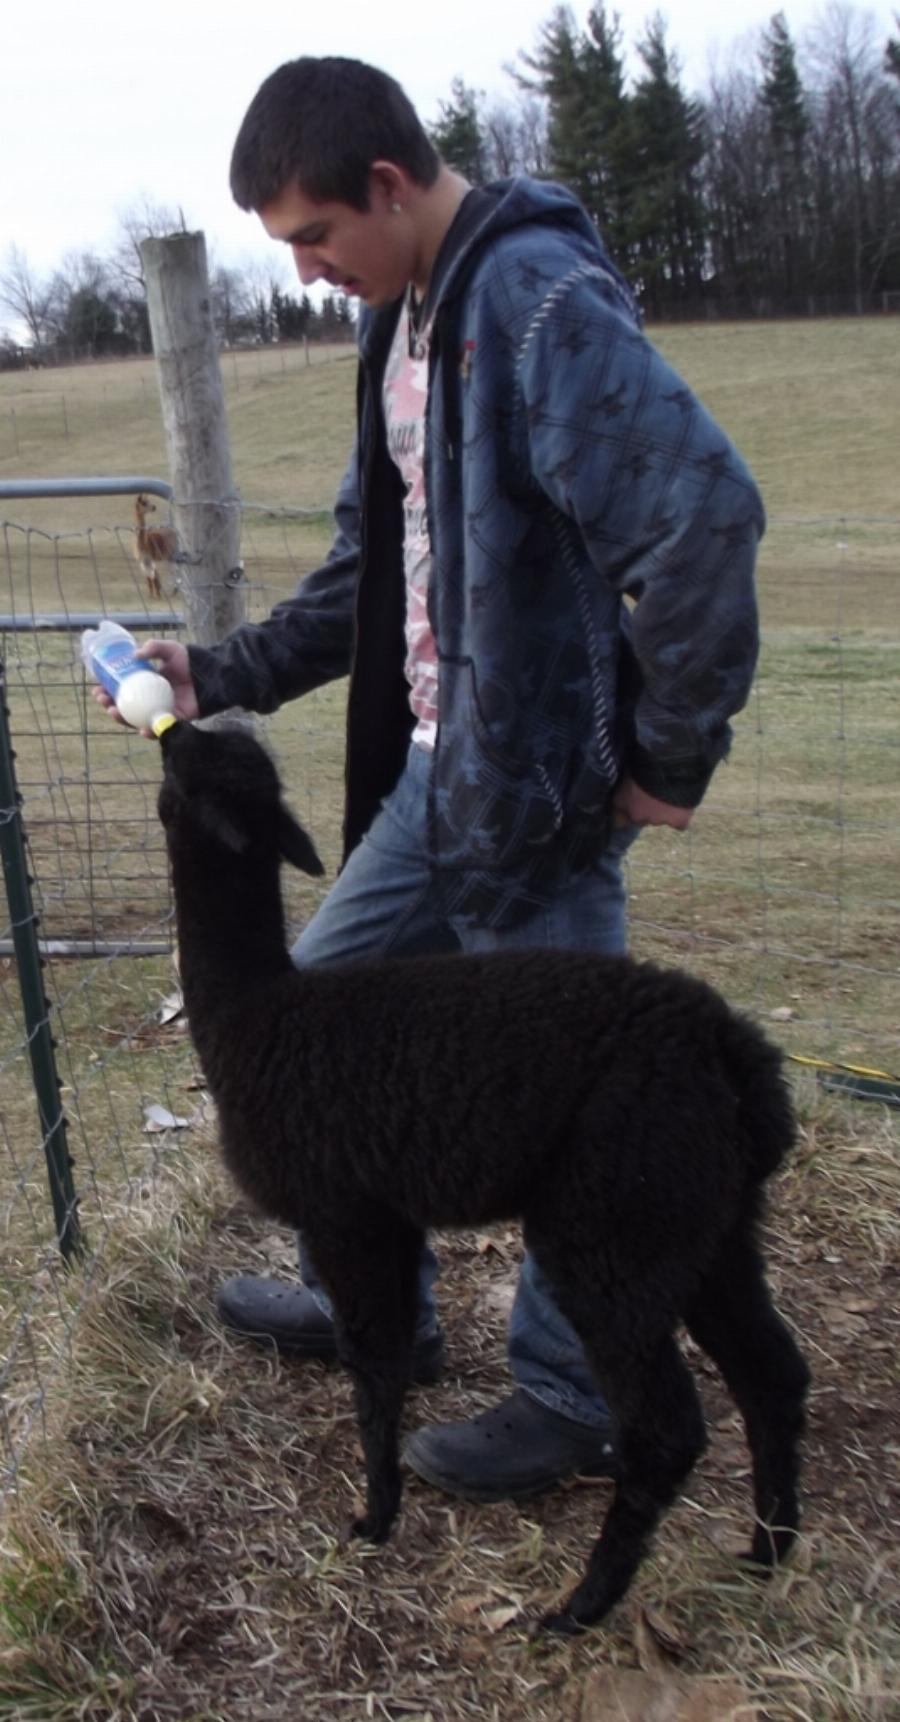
[{"xmin": 1, "ymin": 321, "xmax": 899, "ymax": 1720}]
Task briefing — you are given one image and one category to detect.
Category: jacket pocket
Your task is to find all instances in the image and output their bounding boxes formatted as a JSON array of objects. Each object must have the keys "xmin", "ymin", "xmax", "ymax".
[{"xmin": 432, "ymin": 657, "xmax": 564, "ymax": 869}]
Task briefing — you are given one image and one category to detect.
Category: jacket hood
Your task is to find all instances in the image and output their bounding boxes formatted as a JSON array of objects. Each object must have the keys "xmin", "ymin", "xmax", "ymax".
[
  {"xmin": 358, "ymin": 176, "xmax": 637, "ymax": 357},
  {"xmin": 434, "ymin": 176, "xmax": 613, "ymax": 302}
]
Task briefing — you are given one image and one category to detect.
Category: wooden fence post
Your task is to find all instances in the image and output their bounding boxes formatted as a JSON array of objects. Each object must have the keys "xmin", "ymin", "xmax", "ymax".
[{"xmin": 140, "ymin": 232, "xmax": 245, "ymax": 648}]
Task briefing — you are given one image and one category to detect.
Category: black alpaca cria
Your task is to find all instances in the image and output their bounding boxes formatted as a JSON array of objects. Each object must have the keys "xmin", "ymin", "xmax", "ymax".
[{"xmin": 158, "ymin": 721, "xmax": 810, "ymax": 1635}]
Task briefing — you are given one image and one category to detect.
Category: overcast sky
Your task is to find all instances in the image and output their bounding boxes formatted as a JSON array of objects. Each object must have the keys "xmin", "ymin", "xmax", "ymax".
[{"xmin": 2, "ymin": 0, "xmax": 895, "ymax": 299}]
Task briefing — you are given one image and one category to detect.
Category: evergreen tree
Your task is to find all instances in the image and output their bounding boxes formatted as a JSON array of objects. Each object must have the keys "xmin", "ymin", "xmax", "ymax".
[
  {"xmin": 759, "ymin": 13, "xmax": 811, "ymax": 299},
  {"xmin": 762, "ymin": 12, "xmax": 809, "ymax": 147},
  {"xmin": 886, "ymin": 16, "xmax": 900, "ymax": 85},
  {"xmin": 271, "ymin": 286, "xmax": 313, "ymax": 342},
  {"xmin": 518, "ymin": 5, "xmax": 583, "ymax": 187},
  {"xmin": 580, "ymin": 5, "xmax": 634, "ymax": 253},
  {"xmin": 115, "ymin": 293, "xmax": 151, "ymax": 354},
  {"xmin": 63, "ymin": 288, "xmax": 119, "ymax": 358},
  {"xmin": 319, "ymin": 291, "xmax": 355, "ymax": 339},
  {"xmin": 517, "ymin": 4, "xmax": 631, "ymax": 254},
  {"xmin": 429, "ymin": 78, "xmax": 488, "ymax": 182},
  {"xmin": 628, "ymin": 14, "xmax": 707, "ymax": 311}
]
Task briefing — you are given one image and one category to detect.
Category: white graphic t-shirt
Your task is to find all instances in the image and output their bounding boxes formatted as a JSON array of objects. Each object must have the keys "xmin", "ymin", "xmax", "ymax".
[{"xmin": 382, "ymin": 293, "xmax": 438, "ymax": 750}]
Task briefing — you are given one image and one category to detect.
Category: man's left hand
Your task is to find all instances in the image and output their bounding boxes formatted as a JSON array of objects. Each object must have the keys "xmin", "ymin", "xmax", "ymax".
[{"xmin": 611, "ymin": 776, "xmax": 694, "ymax": 831}]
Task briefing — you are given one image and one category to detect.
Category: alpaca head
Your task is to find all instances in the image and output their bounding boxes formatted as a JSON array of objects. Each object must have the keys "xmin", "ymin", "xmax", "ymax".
[{"xmin": 158, "ymin": 720, "xmax": 324, "ymax": 876}]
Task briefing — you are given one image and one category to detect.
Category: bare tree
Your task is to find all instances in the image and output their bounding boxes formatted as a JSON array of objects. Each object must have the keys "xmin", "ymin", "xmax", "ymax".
[
  {"xmin": 57, "ymin": 248, "xmax": 111, "ymax": 296},
  {"xmin": 110, "ymin": 195, "xmax": 189, "ymax": 296},
  {"xmin": 101, "ymin": 199, "xmax": 191, "ymax": 356},
  {"xmin": 242, "ymin": 257, "xmax": 286, "ymax": 343},
  {"xmin": 210, "ymin": 262, "xmax": 256, "ymax": 346},
  {"xmin": 700, "ymin": 62, "xmax": 769, "ymax": 301},
  {"xmin": 804, "ymin": 3, "xmax": 893, "ymax": 305},
  {"xmin": 483, "ymin": 92, "xmax": 549, "ymax": 176},
  {"xmin": 52, "ymin": 249, "xmax": 118, "ymax": 358},
  {"xmin": 0, "ymin": 245, "xmax": 61, "ymax": 355}
]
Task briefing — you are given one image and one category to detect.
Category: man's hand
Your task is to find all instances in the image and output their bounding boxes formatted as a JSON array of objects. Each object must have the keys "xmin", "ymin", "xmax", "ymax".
[
  {"xmin": 611, "ymin": 775, "xmax": 694, "ymax": 831},
  {"xmin": 90, "ymin": 638, "xmax": 199, "ymax": 734}
]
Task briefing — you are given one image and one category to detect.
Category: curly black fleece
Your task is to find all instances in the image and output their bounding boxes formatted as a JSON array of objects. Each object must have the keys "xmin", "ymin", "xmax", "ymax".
[{"xmin": 158, "ymin": 720, "xmax": 809, "ymax": 1635}]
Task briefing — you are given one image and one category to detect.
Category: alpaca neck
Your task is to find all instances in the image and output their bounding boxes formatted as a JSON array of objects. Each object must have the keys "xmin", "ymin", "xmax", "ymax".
[{"xmin": 171, "ymin": 842, "xmax": 293, "ymax": 996}]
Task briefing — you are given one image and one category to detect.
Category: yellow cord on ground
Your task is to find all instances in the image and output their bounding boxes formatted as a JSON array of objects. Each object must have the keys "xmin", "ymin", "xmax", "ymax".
[{"xmin": 787, "ymin": 1053, "xmax": 899, "ymax": 1082}]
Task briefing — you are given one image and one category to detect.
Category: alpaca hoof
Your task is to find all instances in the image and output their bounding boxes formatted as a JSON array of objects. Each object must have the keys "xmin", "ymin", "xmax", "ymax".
[
  {"xmin": 738, "ymin": 1547, "xmax": 776, "ymax": 1577},
  {"xmin": 534, "ymin": 1606, "xmax": 586, "ymax": 1638},
  {"xmin": 351, "ymin": 1513, "xmax": 391, "ymax": 1544}
]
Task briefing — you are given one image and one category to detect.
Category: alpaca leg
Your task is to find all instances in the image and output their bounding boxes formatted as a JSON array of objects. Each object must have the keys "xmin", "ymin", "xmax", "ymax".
[
  {"xmin": 524, "ymin": 1229, "xmax": 707, "ymax": 1633},
  {"xmin": 685, "ymin": 1216, "xmax": 809, "ymax": 1567},
  {"xmin": 546, "ymin": 1329, "xmax": 707, "ymax": 1633},
  {"xmin": 140, "ymin": 555, "xmax": 161, "ymax": 599},
  {"xmin": 309, "ymin": 1213, "xmax": 424, "ymax": 1544}
]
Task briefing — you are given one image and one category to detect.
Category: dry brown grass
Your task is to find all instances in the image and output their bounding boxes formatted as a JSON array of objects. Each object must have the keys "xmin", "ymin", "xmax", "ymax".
[
  {"xmin": 2, "ymin": 322, "xmax": 899, "ymax": 1719},
  {"xmin": 1, "ymin": 1071, "xmax": 898, "ymax": 1722}
]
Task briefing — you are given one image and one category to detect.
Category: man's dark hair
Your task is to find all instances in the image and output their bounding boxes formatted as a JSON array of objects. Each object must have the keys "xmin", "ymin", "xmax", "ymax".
[{"xmin": 230, "ymin": 57, "xmax": 441, "ymax": 212}]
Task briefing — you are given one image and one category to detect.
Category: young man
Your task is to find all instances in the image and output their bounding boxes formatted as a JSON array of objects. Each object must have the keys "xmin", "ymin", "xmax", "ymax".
[{"xmin": 131, "ymin": 55, "xmax": 764, "ymax": 1501}]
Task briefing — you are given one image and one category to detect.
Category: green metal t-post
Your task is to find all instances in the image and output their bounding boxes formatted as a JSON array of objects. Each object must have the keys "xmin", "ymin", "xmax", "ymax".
[{"xmin": 0, "ymin": 657, "xmax": 82, "ymax": 1261}]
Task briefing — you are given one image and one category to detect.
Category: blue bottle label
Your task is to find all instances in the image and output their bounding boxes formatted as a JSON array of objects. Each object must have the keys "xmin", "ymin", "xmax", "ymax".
[{"xmin": 90, "ymin": 638, "xmax": 144, "ymax": 699}]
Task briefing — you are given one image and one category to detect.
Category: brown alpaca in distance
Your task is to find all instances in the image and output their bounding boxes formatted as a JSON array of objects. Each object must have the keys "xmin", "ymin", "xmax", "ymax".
[{"xmin": 134, "ymin": 494, "xmax": 178, "ymax": 599}]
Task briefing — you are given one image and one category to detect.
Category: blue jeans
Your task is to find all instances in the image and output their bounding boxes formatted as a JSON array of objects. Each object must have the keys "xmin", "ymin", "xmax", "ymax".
[{"xmin": 291, "ymin": 741, "xmax": 639, "ymax": 1428}]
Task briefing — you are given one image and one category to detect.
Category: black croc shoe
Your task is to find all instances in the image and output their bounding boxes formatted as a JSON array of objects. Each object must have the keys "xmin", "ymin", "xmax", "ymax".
[
  {"xmin": 403, "ymin": 1388, "xmax": 617, "ymax": 1500},
  {"xmin": 216, "ymin": 1274, "xmax": 446, "ymax": 1386}
]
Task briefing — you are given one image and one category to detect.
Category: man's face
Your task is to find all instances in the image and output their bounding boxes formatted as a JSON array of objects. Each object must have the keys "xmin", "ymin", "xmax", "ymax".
[{"xmin": 259, "ymin": 172, "xmax": 415, "ymax": 309}]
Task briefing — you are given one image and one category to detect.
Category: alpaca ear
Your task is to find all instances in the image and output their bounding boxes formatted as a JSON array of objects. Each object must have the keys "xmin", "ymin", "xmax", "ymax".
[
  {"xmin": 276, "ymin": 805, "xmax": 324, "ymax": 876},
  {"xmin": 193, "ymin": 792, "xmax": 251, "ymax": 855}
]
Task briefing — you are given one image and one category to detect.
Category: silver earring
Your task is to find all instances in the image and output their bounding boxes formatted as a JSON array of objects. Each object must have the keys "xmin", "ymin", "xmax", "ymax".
[{"xmin": 390, "ymin": 201, "xmax": 402, "ymax": 214}]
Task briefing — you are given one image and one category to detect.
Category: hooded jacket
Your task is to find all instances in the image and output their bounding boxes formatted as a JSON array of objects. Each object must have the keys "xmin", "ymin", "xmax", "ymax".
[{"xmin": 188, "ymin": 176, "xmax": 764, "ymax": 927}]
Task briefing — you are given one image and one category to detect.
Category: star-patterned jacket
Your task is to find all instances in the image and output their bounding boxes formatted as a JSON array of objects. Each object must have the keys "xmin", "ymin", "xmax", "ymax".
[{"xmin": 188, "ymin": 176, "xmax": 764, "ymax": 927}]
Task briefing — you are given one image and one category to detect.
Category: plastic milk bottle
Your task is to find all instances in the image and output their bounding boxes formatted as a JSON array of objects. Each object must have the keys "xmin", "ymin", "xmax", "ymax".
[{"xmin": 81, "ymin": 621, "xmax": 176, "ymax": 737}]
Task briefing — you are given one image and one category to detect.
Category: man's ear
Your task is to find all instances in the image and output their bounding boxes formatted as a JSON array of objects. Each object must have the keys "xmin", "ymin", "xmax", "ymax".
[
  {"xmin": 368, "ymin": 160, "xmax": 410, "ymax": 213},
  {"xmin": 276, "ymin": 804, "xmax": 324, "ymax": 877}
]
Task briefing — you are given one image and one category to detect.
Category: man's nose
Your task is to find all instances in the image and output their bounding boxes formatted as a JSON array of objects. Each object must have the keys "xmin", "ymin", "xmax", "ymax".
[{"xmin": 292, "ymin": 246, "xmax": 323, "ymax": 287}]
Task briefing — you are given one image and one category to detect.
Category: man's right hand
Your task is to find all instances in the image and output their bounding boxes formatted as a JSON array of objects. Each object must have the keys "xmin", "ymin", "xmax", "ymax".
[{"xmin": 90, "ymin": 638, "xmax": 200, "ymax": 733}]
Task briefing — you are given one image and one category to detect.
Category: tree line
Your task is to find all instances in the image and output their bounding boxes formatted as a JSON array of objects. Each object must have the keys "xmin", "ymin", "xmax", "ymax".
[
  {"xmin": 3, "ymin": 2, "xmax": 899, "ymax": 363},
  {"xmin": 430, "ymin": 3, "xmax": 900, "ymax": 317},
  {"xmin": 0, "ymin": 200, "xmax": 354, "ymax": 371}
]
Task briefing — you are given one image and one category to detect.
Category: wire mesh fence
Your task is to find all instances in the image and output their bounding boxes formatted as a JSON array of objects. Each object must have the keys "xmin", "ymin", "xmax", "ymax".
[
  {"xmin": 0, "ymin": 493, "xmax": 344, "ymax": 1505},
  {"xmin": 1, "ymin": 492, "xmax": 898, "ymax": 1510},
  {"xmin": 626, "ymin": 516, "xmax": 900, "ymax": 1081}
]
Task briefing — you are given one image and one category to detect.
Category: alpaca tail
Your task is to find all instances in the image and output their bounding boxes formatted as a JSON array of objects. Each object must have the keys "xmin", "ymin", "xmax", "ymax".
[{"xmin": 718, "ymin": 1009, "xmax": 796, "ymax": 1184}]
